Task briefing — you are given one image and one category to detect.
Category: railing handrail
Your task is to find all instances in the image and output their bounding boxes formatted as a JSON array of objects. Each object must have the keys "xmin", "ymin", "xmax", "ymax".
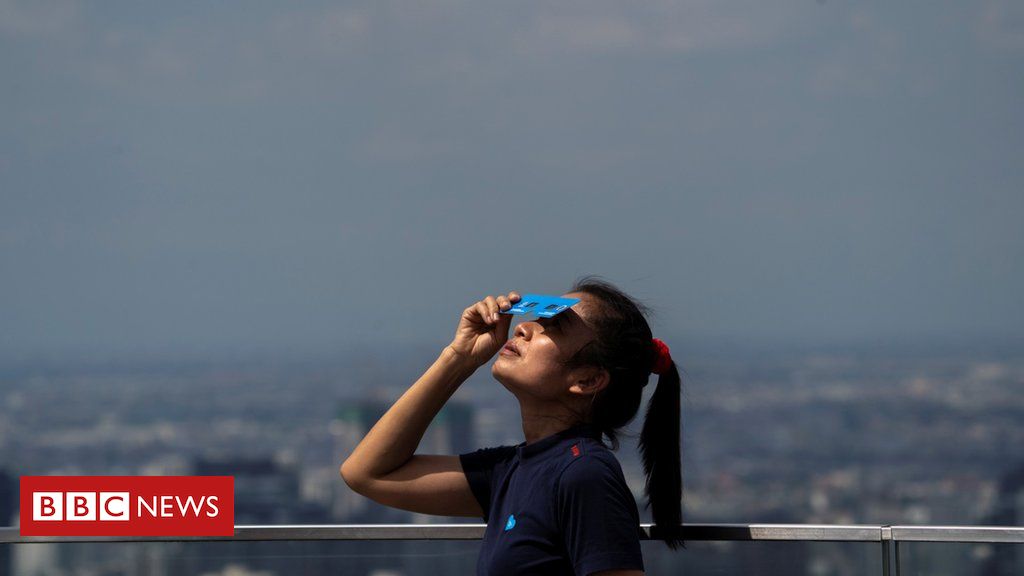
[{"xmin": 2, "ymin": 523, "xmax": 1023, "ymax": 544}]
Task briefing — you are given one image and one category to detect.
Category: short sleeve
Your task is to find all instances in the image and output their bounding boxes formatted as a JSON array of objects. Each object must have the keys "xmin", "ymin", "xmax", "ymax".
[
  {"xmin": 557, "ymin": 455, "xmax": 645, "ymax": 576},
  {"xmin": 458, "ymin": 445, "xmax": 515, "ymax": 522}
]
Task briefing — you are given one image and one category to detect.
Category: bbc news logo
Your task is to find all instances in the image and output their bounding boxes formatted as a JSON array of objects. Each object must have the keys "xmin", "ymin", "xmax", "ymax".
[
  {"xmin": 32, "ymin": 490, "xmax": 220, "ymax": 521},
  {"xmin": 20, "ymin": 476, "xmax": 234, "ymax": 536}
]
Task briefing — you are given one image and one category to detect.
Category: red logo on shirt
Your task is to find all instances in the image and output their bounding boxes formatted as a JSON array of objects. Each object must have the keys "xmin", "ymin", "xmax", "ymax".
[{"xmin": 570, "ymin": 444, "xmax": 580, "ymax": 457}]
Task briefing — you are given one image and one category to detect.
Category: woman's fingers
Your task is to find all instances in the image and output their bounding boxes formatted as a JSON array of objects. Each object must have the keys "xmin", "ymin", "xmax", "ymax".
[
  {"xmin": 474, "ymin": 301, "xmax": 491, "ymax": 325},
  {"xmin": 468, "ymin": 291, "xmax": 520, "ymax": 327},
  {"xmin": 483, "ymin": 295, "xmax": 500, "ymax": 323},
  {"xmin": 496, "ymin": 291, "xmax": 519, "ymax": 313}
]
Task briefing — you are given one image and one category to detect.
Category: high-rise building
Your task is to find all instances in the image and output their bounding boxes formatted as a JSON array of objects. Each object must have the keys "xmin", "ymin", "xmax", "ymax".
[
  {"xmin": 0, "ymin": 469, "xmax": 12, "ymax": 576},
  {"xmin": 192, "ymin": 456, "xmax": 326, "ymax": 525},
  {"xmin": 435, "ymin": 401, "xmax": 476, "ymax": 456},
  {"xmin": 981, "ymin": 461, "xmax": 1024, "ymax": 575}
]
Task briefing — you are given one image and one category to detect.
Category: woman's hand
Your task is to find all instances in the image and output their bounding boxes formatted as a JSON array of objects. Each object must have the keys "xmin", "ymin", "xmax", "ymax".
[{"xmin": 447, "ymin": 291, "xmax": 521, "ymax": 367}]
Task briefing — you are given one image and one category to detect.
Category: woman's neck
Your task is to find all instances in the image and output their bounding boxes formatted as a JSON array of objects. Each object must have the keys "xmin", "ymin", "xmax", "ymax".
[{"xmin": 520, "ymin": 415, "xmax": 583, "ymax": 444}]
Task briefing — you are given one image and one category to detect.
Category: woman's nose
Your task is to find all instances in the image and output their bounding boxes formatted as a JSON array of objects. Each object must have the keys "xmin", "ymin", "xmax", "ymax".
[{"xmin": 514, "ymin": 321, "xmax": 536, "ymax": 339}]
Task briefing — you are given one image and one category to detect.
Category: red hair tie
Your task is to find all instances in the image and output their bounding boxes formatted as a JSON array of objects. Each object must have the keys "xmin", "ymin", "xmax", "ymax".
[{"xmin": 651, "ymin": 338, "xmax": 672, "ymax": 375}]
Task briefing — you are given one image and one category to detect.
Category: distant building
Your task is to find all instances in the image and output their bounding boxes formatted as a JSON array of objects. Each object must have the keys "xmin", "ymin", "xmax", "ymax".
[
  {"xmin": 0, "ymin": 469, "xmax": 12, "ymax": 576},
  {"xmin": 981, "ymin": 461, "xmax": 1024, "ymax": 575},
  {"xmin": 333, "ymin": 397, "xmax": 477, "ymax": 456},
  {"xmin": 6, "ymin": 468, "xmax": 60, "ymax": 576},
  {"xmin": 192, "ymin": 456, "xmax": 327, "ymax": 524},
  {"xmin": 435, "ymin": 401, "xmax": 476, "ymax": 456}
]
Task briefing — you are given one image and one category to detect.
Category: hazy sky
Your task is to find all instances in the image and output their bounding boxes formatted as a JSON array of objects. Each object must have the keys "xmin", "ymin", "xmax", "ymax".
[{"xmin": 2, "ymin": 1, "xmax": 1022, "ymax": 363}]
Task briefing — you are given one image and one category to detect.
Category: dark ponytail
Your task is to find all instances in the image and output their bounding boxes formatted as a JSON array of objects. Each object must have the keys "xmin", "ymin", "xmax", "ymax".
[
  {"xmin": 562, "ymin": 275, "xmax": 686, "ymax": 550},
  {"xmin": 639, "ymin": 360, "xmax": 685, "ymax": 549}
]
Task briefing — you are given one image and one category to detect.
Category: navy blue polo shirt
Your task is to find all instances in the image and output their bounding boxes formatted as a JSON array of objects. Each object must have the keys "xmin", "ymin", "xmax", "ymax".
[{"xmin": 459, "ymin": 423, "xmax": 645, "ymax": 576}]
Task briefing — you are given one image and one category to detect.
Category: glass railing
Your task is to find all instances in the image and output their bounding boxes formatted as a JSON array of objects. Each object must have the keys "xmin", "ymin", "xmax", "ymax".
[{"xmin": 2, "ymin": 523, "xmax": 1022, "ymax": 575}]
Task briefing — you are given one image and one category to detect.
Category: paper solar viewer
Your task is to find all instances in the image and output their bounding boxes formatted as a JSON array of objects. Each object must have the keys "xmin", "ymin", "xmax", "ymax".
[{"xmin": 502, "ymin": 294, "xmax": 581, "ymax": 318}]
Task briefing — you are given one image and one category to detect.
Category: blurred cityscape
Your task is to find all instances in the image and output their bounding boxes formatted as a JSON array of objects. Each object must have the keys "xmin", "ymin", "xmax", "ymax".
[{"xmin": 1, "ymin": 342, "xmax": 1022, "ymax": 575}]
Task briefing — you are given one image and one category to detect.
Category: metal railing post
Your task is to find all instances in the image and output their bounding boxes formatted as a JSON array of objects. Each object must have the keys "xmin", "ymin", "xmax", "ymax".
[
  {"xmin": 894, "ymin": 539, "xmax": 901, "ymax": 576},
  {"xmin": 881, "ymin": 526, "xmax": 892, "ymax": 576}
]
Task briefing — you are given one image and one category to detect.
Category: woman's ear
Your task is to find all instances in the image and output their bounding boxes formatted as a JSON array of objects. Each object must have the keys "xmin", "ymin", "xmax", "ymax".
[{"xmin": 568, "ymin": 366, "xmax": 610, "ymax": 395}]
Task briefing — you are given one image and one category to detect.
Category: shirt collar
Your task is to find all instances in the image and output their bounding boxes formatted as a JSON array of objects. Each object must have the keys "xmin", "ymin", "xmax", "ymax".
[{"xmin": 515, "ymin": 422, "xmax": 602, "ymax": 460}]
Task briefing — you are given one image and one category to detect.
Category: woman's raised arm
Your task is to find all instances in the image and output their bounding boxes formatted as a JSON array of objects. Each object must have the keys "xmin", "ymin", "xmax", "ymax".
[{"xmin": 339, "ymin": 292, "xmax": 519, "ymax": 517}]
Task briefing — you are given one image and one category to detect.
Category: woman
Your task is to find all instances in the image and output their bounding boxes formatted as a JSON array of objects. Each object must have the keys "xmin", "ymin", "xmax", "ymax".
[{"xmin": 340, "ymin": 276, "xmax": 684, "ymax": 575}]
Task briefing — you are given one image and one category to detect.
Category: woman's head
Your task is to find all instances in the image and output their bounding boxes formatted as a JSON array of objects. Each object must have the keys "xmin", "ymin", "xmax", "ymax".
[
  {"xmin": 494, "ymin": 275, "xmax": 686, "ymax": 550},
  {"xmin": 492, "ymin": 277, "xmax": 659, "ymax": 431},
  {"xmin": 491, "ymin": 290, "xmax": 609, "ymax": 403}
]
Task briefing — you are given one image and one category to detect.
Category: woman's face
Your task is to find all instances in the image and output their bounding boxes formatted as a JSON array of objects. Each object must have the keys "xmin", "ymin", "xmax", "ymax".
[{"xmin": 491, "ymin": 291, "xmax": 601, "ymax": 398}]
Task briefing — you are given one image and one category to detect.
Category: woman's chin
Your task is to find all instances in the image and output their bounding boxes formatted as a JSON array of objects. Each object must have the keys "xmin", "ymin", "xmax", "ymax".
[
  {"xmin": 491, "ymin": 364, "xmax": 525, "ymax": 393},
  {"xmin": 491, "ymin": 358, "xmax": 506, "ymax": 374},
  {"xmin": 491, "ymin": 356, "xmax": 516, "ymax": 379}
]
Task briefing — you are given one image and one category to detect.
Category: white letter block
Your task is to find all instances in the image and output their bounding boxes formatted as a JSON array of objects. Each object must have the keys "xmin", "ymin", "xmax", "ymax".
[
  {"xmin": 33, "ymin": 492, "xmax": 63, "ymax": 521},
  {"xmin": 66, "ymin": 492, "xmax": 97, "ymax": 521},
  {"xmin": 99, "ymin": 492, "xmax": 130, "ymax": 521}
]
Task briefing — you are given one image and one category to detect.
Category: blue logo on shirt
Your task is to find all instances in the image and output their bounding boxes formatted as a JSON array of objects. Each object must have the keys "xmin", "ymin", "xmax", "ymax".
[{"xmin": 504, "ymin": 514, "xmax": 516, "ymax": 531}]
